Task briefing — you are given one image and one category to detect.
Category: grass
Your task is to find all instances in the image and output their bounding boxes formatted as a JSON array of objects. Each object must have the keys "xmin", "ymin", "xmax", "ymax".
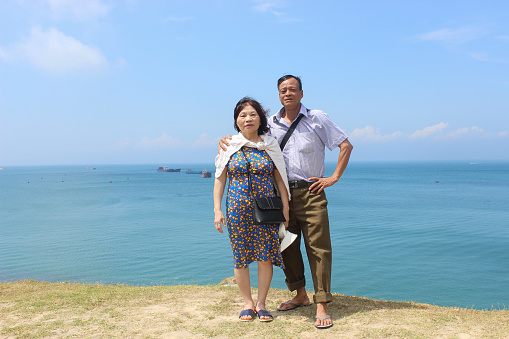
[{"xmin": 1, "ymin": 279, "xmax": 508, "ymax": 338}]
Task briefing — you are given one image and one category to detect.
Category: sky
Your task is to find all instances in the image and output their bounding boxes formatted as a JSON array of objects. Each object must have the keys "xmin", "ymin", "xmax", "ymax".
[{"xmin": 1, "ymin": 0, "xmax": 508, "ymax": 166}]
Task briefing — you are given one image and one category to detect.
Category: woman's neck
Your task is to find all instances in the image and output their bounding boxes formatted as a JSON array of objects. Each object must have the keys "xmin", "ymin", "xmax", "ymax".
[{"xmin": 242, "ymin": 131, "xmax": 261, "ymax": 143}]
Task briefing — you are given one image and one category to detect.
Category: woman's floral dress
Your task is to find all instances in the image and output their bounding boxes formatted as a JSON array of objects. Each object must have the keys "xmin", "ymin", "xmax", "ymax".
[{"xmin": 226, "ymin": 146, "xmax": 284, "ymax": 269}]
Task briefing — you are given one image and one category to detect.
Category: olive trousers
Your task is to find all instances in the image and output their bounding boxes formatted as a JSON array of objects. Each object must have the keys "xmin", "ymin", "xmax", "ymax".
[{"xmin": 282, "ymin": 186, "xmax": 333, "ymax": 303}]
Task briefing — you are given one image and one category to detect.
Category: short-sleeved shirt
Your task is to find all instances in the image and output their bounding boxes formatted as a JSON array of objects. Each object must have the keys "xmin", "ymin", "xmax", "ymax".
[{"xmin": 268, "ymin": 104, "xmax": 348, "ymax": 181}]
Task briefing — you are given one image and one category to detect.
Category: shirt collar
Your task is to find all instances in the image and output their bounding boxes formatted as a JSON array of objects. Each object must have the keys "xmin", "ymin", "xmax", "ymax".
[{"xmin": 275, "ymin": 104, "xmax": 308, "ymax": 124}]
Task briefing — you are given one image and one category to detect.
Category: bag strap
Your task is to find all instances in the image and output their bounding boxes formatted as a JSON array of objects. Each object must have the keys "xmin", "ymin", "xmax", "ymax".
[
  {"xmin": 240, "ymin": 148, "xmax": 277, "ymax": 198},
  {"xmin": 240, "ymin": 148, "xmax": 254, "ymax": 199},
  {"xmin": 279, "ymin": 109, "xmax": 307, "ymax": 150}
]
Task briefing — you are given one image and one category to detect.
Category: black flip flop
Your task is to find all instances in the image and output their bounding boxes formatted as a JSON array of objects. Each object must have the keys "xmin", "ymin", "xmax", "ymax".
[{"xmin": 277, "ymin": 300, "xmax": 312, "ymax": 311}]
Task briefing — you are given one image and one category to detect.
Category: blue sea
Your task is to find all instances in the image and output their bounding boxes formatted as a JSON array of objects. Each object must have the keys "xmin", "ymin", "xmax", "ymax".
[{"xmin": 1, "ymin": 162, "xmax": 508, "ymax": 310}]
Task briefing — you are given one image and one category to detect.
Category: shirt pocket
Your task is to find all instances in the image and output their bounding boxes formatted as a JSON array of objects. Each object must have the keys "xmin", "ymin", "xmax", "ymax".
[{"xmin": 294, "ymin": 132, "xmax": 316, "ymax": 154}]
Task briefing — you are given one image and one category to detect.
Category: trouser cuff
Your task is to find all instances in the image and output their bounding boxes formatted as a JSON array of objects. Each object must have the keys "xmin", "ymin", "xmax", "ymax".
[
  {"xmin": 285, "ymin": 277, "xmax": 306, "ymax": 292},
  {"xmin": 313, "ymin": 292, "xmax": 333, "ymax": 304}
]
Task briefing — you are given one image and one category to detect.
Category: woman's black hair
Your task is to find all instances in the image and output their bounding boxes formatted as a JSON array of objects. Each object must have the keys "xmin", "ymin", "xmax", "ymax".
[{"xmin": 233, "ymin": 97, "xmax": 270, "ymax": 135}]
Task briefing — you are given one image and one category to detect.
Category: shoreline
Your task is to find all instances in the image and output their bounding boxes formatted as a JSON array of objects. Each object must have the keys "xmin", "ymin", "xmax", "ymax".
[{"xmin": 1, "ymin": 280, "xmax": 508, "ymax": 338}]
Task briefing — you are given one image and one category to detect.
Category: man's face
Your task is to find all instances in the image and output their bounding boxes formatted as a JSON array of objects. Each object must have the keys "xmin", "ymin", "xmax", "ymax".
[{"xmin": 278, "ymin": 78, "xmax": 303, "ymax": 109}]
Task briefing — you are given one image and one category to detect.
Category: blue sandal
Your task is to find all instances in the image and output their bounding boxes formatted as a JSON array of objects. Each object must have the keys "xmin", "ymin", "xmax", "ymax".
[
  {"xmin": 257, "ymin": 309, "xmax": 273, "ymax": 322},
  {"xmin": 239, "ymin": 309, "xmax": 256, "ymax": 322}
]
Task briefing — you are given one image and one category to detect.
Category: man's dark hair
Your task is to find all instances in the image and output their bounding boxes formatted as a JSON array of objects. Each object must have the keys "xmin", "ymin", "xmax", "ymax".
[
  {"xmin": 233, "ymin": 97, "xmax": 270, "ymax": 135},
  {"xmin": 277, "ymin": 74, "xmax": 303, "ymax": 91}
]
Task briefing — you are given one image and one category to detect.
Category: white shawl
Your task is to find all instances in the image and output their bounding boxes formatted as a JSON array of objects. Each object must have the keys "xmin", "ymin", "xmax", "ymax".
[{"xmin": 214, "ymin": 133, "xmax": 291, "ymax": 199}]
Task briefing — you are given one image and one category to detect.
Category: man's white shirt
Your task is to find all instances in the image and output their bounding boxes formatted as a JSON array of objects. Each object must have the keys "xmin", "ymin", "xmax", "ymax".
[{"xmin": 268, "ymin": 104, "xmax": 348, "ymax": 182}]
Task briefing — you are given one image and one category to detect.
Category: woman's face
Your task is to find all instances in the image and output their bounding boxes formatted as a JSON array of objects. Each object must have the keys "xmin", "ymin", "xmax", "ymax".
[{"xmin": 236, "ymin": 104, "xmax": 260, "ymax": 134}]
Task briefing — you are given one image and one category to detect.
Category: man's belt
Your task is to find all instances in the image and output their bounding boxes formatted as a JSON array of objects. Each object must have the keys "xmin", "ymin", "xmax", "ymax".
[{"xmin": 288, "ymin": 180, "xmax": 313, "ymax": 189}]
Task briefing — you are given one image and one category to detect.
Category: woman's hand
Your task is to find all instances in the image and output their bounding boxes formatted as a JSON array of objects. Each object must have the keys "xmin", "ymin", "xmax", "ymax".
[
  {"xmin": 214, "ymin": 210, "xmax": 225, "ymax": 234},
  {"xmin": 213, "ymin": 172, "xmax": 227, "ymax": 234},
  {"xmin": 283, "ymin": 206, "xmax": 290, "ymax": 229},
  {"xmin": 273, "ymin": 168, "xmax": 290, "ymax": 229}
]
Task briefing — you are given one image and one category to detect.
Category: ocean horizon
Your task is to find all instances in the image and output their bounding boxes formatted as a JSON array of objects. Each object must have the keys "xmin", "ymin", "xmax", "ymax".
[{"xmin": 1, "ymin": 161, "xmax": 508, "ymax": 310}]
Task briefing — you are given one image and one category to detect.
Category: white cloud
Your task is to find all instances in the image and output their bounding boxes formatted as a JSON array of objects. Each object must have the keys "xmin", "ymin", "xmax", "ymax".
[
  {"xmin": 410, "ymin": 122, "xmax": 448, "ymax": 139},
  {"xmin": 192, "ymin": 133, "xmax": 220, "ymax": 148},
  {"xmin": 116, "ymin": 133, "xmax": 220, "ymax": 152},
  {"xmin": 447, "ymin": 126, "xmax": 484, "ymax": 138},
  {"xmin": 469, "ymin": 52, "xmax": 508, "ymax": 63},
  {"xmin": 349, "ymin": 126, "xmax": 404, "ymax": 142},
  {"xmin": 252, "ymin": 0, "xmax": 280, "ymax": 12},
  {"xmin": 415, "ymin": 26, "xmax": 509, "ymax": 63},
  {"xmin": 163, "ymin": 16, "xmax": 193, "ymax": 23},
  {"xmin": 469, "ymin": 52, "xmax": 491, "ymax": 62},
  {"xmin": 47, "ymin": 0, "xmax": 111, "ymax": 20},
  {"xmin": 114, "ymin": 138, "xmax": 133, "ymax": 149},
  {"xmin": 0, "ymin": 47, "xmax": 10, "ymax": 61},
  {"xmin": 6, "ymin": 27, "xmax": 109, "ymax": 73},
  {"xmin": 135, "ymin": 134, "xmax": 182, "ymax": 150},
  {"xmin": 349, "ymin": 123, "xmax": 507, "ymax": 143},
  {"xmin": 418, "ymin": 26, "xmax": 486, "ymax": 44},
  {"xmin": 251, "ymin": 0, "xmax": 300, "ymax": 22},
  {"xmin": 115, "ymin": 57, "xmax": 128, "ymax": 69}
]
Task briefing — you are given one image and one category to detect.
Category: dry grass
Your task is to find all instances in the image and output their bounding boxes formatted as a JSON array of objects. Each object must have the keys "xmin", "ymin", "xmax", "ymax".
[{"xmin": 1, "ymin": 279, "xmax": 508, "ymax": 338}]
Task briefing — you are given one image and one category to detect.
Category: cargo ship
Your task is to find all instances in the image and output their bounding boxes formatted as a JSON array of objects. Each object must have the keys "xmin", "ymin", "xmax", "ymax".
[
  {"xmin": 201, "ymin": 170, "xmax": 212, "ymax": 178},
  {"xmin": 157, "ymin": 166, "xmax": 181, "ymax": 172}
]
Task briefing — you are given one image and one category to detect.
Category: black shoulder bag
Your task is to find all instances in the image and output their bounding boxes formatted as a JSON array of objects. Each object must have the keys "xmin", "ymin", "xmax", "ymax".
[{"xmin": 240, "ymin": 148, "xmax": 286, "ymax": 225}]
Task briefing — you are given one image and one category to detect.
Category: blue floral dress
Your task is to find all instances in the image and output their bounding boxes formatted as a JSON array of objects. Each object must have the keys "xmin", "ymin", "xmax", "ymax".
[{"xmin": 226, "ymin": 147, "xmax": 284, "ymax": 269}]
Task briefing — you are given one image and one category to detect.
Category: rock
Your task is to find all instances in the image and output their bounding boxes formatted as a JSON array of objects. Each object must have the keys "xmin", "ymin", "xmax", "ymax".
[{"xmin": 219, "ymin": 277, "xmax": 237, "ymax": 287}]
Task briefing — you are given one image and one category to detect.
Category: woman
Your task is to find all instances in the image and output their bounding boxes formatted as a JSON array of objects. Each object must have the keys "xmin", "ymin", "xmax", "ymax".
[{"xmin": 214, "ymin": 97, "xmax": 290, "ymax": 322}]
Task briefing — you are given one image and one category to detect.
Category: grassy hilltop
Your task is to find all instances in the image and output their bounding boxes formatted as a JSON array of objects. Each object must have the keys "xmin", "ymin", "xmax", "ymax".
[{"xmin": 1, "ymin": 280, "xmax": 508, "ymax": 338}]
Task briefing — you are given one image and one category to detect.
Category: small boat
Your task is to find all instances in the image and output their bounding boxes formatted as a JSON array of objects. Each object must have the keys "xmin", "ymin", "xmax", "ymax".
[
  {"xmin": 157, "ymin": 166, "xmax": 181, "ymax": 172},
  {"xmin": 185, "ymin": 169, "xmax": 201, "ymax": 174},
  {"xmin": 201, "ymin": 170, "xmax": 212, "ymax": 178}
]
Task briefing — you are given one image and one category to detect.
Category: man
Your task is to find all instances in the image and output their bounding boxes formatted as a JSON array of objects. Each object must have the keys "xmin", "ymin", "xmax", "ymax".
[{"xmin": 220, "ymin": 75, "xmax": 353, "ymax": 329}]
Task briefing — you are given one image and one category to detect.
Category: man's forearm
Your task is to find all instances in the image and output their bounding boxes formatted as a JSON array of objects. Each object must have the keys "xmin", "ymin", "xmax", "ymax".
[{"xmin": 331, "ymin": 139, "xmax": 353, "ymax": 182}]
